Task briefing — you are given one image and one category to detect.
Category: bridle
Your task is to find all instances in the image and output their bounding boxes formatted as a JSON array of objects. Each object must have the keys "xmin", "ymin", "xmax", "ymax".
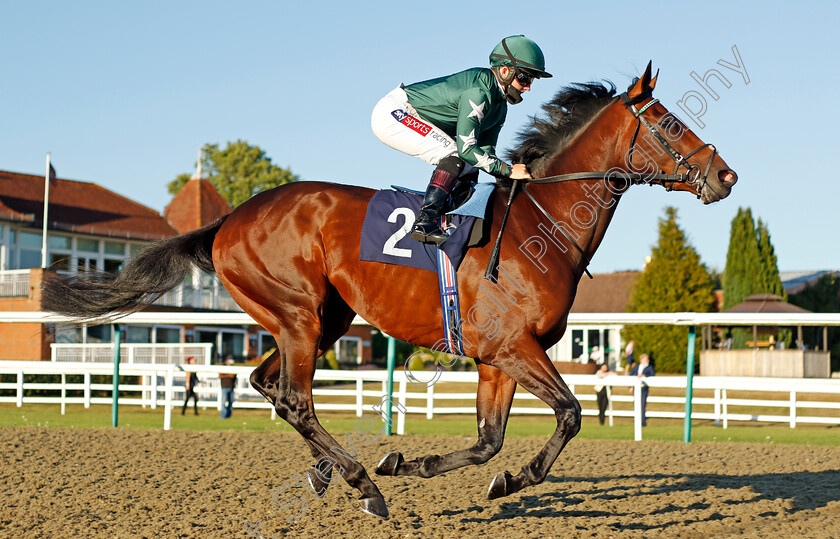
[
  {"xmin": 619, "ymin": 92, "xmax": 717, "ymax": 195},
  {"xmin": 485, "ymin": 90, "xmax": 719, "ymax": 281}
]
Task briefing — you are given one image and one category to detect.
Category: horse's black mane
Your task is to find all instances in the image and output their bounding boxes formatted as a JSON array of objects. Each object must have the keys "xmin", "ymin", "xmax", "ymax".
[{"xmin": 504, "ymin": 81, "xmax": 629, "ymax": 183}]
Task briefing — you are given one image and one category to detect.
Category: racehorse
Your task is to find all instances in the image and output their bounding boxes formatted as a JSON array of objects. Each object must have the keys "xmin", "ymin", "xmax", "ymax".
[{"xmin": 42, "ymin": 63, "xmax": 736, "ymax": 519}]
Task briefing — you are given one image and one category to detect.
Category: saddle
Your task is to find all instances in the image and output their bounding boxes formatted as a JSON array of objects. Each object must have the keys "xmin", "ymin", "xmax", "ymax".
[
  {"xmin": 359, "ymin": 183, "xmax": 494, "ymax": 273},
  {"xmin": 359, "ymin": 183, "xmax": 495, "ymax": 354}
]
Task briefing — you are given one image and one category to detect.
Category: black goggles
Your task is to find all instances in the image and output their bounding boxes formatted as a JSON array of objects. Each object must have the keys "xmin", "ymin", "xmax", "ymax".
[{"xmin": 514, "ymin": 70, "xmax": 535, "ymax": 86}]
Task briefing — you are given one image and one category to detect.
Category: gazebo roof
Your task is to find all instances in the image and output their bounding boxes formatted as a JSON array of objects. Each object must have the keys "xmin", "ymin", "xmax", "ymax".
[{"xmin": 723, "ymin": 294, "xmax": 811, "ymax": 314}]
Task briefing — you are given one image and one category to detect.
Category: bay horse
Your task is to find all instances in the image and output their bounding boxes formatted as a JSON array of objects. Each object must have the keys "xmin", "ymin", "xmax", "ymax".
[{"xmin": 42, "ymin": 63, "xmax": 737, "ymax": 519}]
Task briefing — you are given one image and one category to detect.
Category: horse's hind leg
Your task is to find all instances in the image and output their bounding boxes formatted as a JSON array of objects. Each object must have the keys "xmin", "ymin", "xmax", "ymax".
[
  {"xmin": 376, "ymin": 363, "xmax": 517, "ymax": 478},
  {"xmin": 484, "ymin": 339, "xmax": 582, "ymax": 500},
  {"xmin": 301, "ymin": 290, "xmax": 356, "ymax": 495},
  {"xmin": 229, "ymin": 280, "xmax": 388, "ymax": 517}
]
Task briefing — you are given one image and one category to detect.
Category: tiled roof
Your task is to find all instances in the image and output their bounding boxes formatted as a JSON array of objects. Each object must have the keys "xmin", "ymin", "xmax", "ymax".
[
  {"xmin": 724, "ymin": 294, "xmax": 811, "ymax": 314},
  {"xmin": 570, "ymin": 271, "xmax": 641, "ymax": 313},
  {"xmin": 0, "ymin": 169, "xmax": 176, "ymax": 240},
  {"xmin": 163, "ymin": 178, "xmax": 232, "ymax": 234}
]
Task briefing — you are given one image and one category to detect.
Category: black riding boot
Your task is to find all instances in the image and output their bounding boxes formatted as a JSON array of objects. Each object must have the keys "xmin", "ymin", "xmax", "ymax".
[
  {"xmin": 411, "ymin": 185, "xmax": 450, "ymax": 244},
  {"xmin": 448, "ymin": 170, "xmax": 479, "ymax": 211}
]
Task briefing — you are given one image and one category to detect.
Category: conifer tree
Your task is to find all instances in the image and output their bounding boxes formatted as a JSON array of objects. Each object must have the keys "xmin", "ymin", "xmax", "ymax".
[
  {"xmin": 757, "ymin": 219, "xmax": 786, "ymax": 299},
  {"xmin": 623, "ymin": 207, "xmax": 715, "ymax": 373},
  {"xmin": 723, "ymin": 208, "xmax": 787, "ymax": 347},
  {"xmin": 723, "ymin": 207, "xmax": 761, "ymax": 310}
]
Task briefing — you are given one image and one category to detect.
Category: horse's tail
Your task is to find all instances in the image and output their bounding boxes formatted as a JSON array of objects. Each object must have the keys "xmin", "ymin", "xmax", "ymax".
[{"xmin": 42, "ymin": 215, "xmax": 229, "ymax": 320}]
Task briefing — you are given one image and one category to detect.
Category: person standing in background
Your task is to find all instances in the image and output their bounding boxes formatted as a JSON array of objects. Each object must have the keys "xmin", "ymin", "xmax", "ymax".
[
  {"xmin": 624, "ymin": 340, "xmax": 635, "ymax": 374},
  {"xmin": 181, "ymin": 356, "xmax": 200, "ymax": 416},
  {"xmin": 219, "ymin": 357, "xmax": 237, "ymax": 419},
  {"xmin": 629, "ymin": 354, "xmax": 655, "ymax": 426},
  {"xmin": 594, "ymin": 363, "xmax": 616, "ymax": 425}
]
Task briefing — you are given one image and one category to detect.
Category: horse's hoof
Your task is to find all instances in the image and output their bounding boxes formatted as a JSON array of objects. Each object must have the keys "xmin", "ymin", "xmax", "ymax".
[
  {"xmin": 487, "ymin": 470, "xmax": 513, "ymax": 500},
  {"xmin": 359, "ymin": 496, "xmax": 389, "ymax": 519},
  {"xmin": 375, "ymin": 451, "xmax": 404, "ymax": 476},
  {"xmin": 306, "ymin": 467, "xmax": 330, "ymax": 496}
]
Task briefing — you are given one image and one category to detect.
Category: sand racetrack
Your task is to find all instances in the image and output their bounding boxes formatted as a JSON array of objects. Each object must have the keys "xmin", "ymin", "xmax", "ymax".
[{"xmin": 2, "ymin": 427, "xmax": 840, "ymax": 538}]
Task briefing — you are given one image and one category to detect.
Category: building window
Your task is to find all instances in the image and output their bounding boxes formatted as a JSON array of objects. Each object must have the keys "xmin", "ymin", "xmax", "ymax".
[
  {"xmin": 259, "ymin": 333, "xmax": 277, "ymax": 358},
  {"xmin": 77, "ymin": 238, "xmax": 98, "ymax": 253},
  {"xmin": 155, "ymin": 327, "xmax": 181, "ymax": 343},
  {"xmin": 17, "ymin": 231, "xmax": 42, "ymax": 269},
  {"xmin": 48, "ymin": 235, "xmax": 71, "ymax": 250},
  {"xmin": 87, "ymin": 325, "xmax": 112, "ymax": 344},
  {"xmin": 50, "ymin": 254, "xmax": 71, "ymax": 271},
  {"xmin": 127, "ymin": 326, "xmax": 152, "ymax": 343},
  {"xmin": 221, "ymin": 331, "xmax": 245, "ymax": 359},
  {"xmin": 103, "ymin": 259, "xmax": 123, "ymax": 273},
  {"xmin": 104, "ymin": 241, "xmax": 125, "ymax": 255},
  {"xmin": 55, "ymin": 324, "xmax": 82, "ymax": 344},
  {"xmin": 337, "ymin": 337, "xmax": 362, "ymax": 365}
]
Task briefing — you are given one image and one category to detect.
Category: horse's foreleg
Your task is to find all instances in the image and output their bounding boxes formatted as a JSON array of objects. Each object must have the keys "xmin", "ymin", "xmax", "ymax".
[
  {"xmin": 376, "ymin": 362, "xmax": 517, "ymax": 478},
  {"xmin": 485, "ymin": 339, "xmax": 581, "ymax": 500}
]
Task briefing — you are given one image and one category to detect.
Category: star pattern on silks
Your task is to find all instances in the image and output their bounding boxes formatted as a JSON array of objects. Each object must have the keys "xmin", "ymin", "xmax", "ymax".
[
  {"xmin": 473, "ymin": 149, "xmax": 497, "ymax": 172},
  {"xmin": 459, "ymin": 129, "xmax": 477, "ymax": 151},
  {"xmin": 467, "ymin": 99, "xmax": 486, "ymax": 121}
]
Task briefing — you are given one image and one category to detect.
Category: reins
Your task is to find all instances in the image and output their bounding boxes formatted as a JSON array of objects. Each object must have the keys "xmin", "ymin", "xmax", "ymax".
[{"xmin": 483, "ymin": 90, "xmax": 718, "ymax": 282}]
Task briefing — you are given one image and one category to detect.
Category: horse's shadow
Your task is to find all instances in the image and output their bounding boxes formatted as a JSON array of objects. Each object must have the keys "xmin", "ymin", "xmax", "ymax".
[{"xmin": 445, "ymin": 469, "xmax": 840, "ymax": 527}]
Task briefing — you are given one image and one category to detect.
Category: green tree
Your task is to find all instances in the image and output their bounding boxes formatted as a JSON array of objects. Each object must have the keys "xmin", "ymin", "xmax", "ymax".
[
  {"xmin": 168, "ymin": 140, "xmax": 298, "ymax": 207},
  {"xmin": 723, "ymin": 208, "xmax": 786, "ymax": 309},
  {"xmin": 789, "ymin": 273, "xmax": 840, "ymax": 372},
  {"xmin": 722, "ymin": 209, "xmax": 787, "ymax": 347},
  {"xmin": 623, "ymin": 207, "xmax": 715, "ymax": 373},
  {"xmin": 756, "ymin": 218, "xmax": 786, "ymax": 299},
  {"xmin": 723, "ymin": 208, "xmax": 761, "ymax": 310}
]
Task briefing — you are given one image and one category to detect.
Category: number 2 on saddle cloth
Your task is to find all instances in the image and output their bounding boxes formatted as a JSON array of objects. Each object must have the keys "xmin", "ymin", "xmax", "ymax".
[{"xmin": 359, "ymin": 184, "xmax": 495, "ymax": 355}]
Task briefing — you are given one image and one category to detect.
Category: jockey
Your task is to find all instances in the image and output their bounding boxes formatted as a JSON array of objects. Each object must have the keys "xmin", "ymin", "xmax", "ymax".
[{"xmin": 371, "ymin": 35, "xmax": 552, "ymax": 244}]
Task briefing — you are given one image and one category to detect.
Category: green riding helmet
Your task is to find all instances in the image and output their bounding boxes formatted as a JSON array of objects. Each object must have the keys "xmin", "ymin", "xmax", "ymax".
[{"xmin": 489, "ymin": 35, "xmax": 552, "ymax": 78}]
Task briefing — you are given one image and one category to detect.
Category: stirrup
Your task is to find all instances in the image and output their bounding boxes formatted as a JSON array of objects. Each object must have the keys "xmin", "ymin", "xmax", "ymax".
[{"xmin": 410, "ymin": 221, "xmax": 447, "ymax": 244}]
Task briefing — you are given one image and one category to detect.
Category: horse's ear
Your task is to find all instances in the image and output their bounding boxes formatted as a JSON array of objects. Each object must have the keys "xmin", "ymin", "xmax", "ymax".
[
  {"xmin": 650, "ymin": 68, "xmax": 659, "ymax": 90},
  {"xmin": 628, "ymin": 61, "xmax": 654, "ymax": 97}
]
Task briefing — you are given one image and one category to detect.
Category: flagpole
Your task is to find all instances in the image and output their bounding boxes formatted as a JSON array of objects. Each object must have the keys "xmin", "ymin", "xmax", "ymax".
[{"xmin": 41, "ymin": 153, "xmax": 51, "ymax": 268}]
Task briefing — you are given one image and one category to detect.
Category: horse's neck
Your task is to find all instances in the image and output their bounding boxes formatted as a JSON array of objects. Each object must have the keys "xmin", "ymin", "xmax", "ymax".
[{"xmin": 533, "ymin": 107, "xmax": 631, "ymax": 268}]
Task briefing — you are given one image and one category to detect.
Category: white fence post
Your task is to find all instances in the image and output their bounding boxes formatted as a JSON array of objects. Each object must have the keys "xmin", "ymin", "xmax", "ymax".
[
  {"xmin": 397, "ymin": 377, "xmax": 407, "ymax": 435},
  {"xmin": 163, "ymin": 365, "xmax": 174, "ymax": 430},
  {"xmin": 607, "ymin": 386, "xmax": 613, "ymax": 427},
  {"xmin": 790, "ymin": 391, "xmax": 797, "ymax": 429},
  {"xmin": 722, "ymin": 389, "xmax": 728, "ymax": 429},
  {"xmin": 84, "ymin": 372, "xmax": 91, "ymax": 408},
  {"xmin": 61, "ymin": 373, "xmax": 67, "ymax": 415},
  {"xmin": 426, "ymin": 384, "xmax": 434, "ymax": 420},
  {"xmin": 16, "ymin": 370, "xmax": 23, "ymax": 407},
  {"xmin": 216, "ymin": 378, "xmax": 223, "ymax": 413},
  {"xmin": 151, "ymin": 373, "xmax": 158, "ymax": 409},
  {"xmin": 714, "ymin": 388, "xmax": 721, "ymax": 426},
  {"xmin": 633, "ymin": 378, "xmax": 642, "ymax": 441},
  {"xmin": 356, "ymin": 379, "xmax": 364, "ymax": 417}
]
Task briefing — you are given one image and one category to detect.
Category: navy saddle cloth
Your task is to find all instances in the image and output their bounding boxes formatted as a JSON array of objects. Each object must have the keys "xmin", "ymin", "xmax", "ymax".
[{"xmin": 359, "ymin": 184, "xmax": 494, "ymax": 273}]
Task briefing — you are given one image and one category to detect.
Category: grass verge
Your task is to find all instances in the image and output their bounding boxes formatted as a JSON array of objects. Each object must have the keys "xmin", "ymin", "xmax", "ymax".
[{"xmin": 1, "ymin": 403, "xmax": 837, "ymax": 446}]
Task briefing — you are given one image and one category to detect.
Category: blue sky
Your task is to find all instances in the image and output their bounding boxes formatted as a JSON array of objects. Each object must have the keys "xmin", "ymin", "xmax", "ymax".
[{"xmin": 2, "ymin": 1, "xmax": 838, "ymax": 274}]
